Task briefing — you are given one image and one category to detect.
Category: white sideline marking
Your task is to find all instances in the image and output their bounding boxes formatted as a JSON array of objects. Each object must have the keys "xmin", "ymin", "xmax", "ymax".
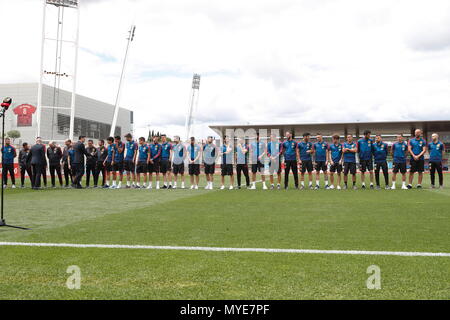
[{"xmin": 0, "ymin": 242, "xmax": 449, "ymax": 257}]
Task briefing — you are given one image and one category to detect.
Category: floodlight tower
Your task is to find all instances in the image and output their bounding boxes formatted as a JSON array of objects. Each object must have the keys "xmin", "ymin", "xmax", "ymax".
[
  {"xmin": 110, "ymin": 25, "xmax": 136, "ymax": 137},
  {"xmin": 36, "ymin": 0, "xmax": 80, "ymax": 142},
  {"xmin": 185, "ymin": 74, "xmax": 201, "ymax": 141}
]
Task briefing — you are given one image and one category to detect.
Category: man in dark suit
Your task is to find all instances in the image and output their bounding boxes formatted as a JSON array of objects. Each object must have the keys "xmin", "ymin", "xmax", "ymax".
[
  {"xmin": 47, "ymin": 141, "xmax": 63, "ymax": 188},
  {"xmin": 27, "ymin": 137, "xmax": 47, "ymax": 190},
  {"xmin": 72, "ymin": 136, "xmax": 89, "ymax": 189}
]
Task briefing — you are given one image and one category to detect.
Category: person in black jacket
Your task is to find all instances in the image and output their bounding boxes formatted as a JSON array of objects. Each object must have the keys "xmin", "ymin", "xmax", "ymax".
[
  {"xmin": 47, "ymin": 141, "xmax": 63, "ymax": 188},
  {"xmin": 95, "ymin": 139, "xmax": 107, "ymax": 187},
  {"xmin": 27, "ymin": 137, "xmax": 47, "ymax": 190},
  {"xmin": 85, "ymin": 139, "xmax": 98, "ymax": 188},
  {"xmin": 62, "ymin": 139, "xmax": 73, "ymax": 187},
  {"xmin": 19, "ymin": 142, "xmax": 33, "ymax": 188},
  {"xmin": 72, "ymin": 136, "xmax": 89, "ymax": 189}
]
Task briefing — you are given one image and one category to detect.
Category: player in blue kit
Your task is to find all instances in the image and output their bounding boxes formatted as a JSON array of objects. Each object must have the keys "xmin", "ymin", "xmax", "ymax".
[
  {"xmin": 171, "ymin": 136, "xmax": 186, "ymax": 189},
  {"xmin": 124, "ymin": 133, "xmax": 138, "ymax": 188},
  {"xmin": 373, "ymin": 134, "xmax": 389, "ymax": 189},
  {"xmin": 297, "ymin": 133, "xmax": 314, "ymax": 189},
  {"xmin": 343, "ymin": 134, "xmax": 357, "ymax": 189},
  {"xmin": 249, "ymin": 133, "xmax": 267, "ymax": 190},
  {"xmin": 136, "ymin": 137, "xmax": 150, "ymax": 188},
  {"xmin": 357, "ymin": 130, "xmax": 375, "ymax": 189},
  {"xmin": 148, "ymin": 136, "xmax": 162, "ymax": 189},
  {"xmin": 313, "ymin": 133, "xmax": 329, "ymax": 189},
  {"xmin": 187, "ymin": 137, "xmax": 201, "ymax": 189},
  {"xmin": 235, "ymin": 138, "xmax": 250, "ymax": 189},
  {"xmin": 186, "ymin": 137, "xmax": 201, "ymax": 189},
  {"xmin": 111, "ymin": 136, "xmax": 125, "ymax": 189},
  {"xmin": 203, "ymin": 136, "xmax": 217, "ymax": 190},
  {"xmin": 391, "ymin": 134, "xmax": 408, "ymax": 189},
  {"xmin": 282, "ymin": 131, "xmax": 298, "ymax": 189},
  {"xmin": 328, "ymin": 134, "xmax": 343, "ymax": 189},
  {"xmin": 407, "ymin": 129, "xmax": 427, "ymax": 189},
  {"xmin": 2, "ymin": 137, "xmax": 17, "ymax": 188},
  {"xmin": 428, "ymin": 133, "xmax": 445, "ymax": 189},
  {"xmin": 102, "ymin": 137, "xmax": 115, "ymax": 188},
  {"xmin": 220, "ymin": 135, "xmax": 234, "ymax": 190},
  {"xmin": 267, "ymin": 133, "xmax": 282, "ymax": 190},
  {"xmin": 160, "ymin": 134, "xmax": 173, "ymax": 189}
]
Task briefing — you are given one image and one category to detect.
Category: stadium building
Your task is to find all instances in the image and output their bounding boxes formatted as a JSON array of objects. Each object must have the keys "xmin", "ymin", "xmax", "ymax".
[
  {"xmin": 210, "ymin": 120, "xmax": 450, "ymax": 169},
  {"xmin": 0, "ymin": 83, "xmax": 133, "ymax": 145}
]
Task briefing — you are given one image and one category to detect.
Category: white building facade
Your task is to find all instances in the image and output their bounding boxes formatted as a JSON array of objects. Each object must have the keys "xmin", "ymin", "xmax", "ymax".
[{"xmin": 0, "ymin": 83, "xmax": 133, "ymax": 145}]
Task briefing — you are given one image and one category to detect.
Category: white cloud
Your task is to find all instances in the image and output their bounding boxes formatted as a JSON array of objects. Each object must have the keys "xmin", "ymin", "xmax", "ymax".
[{"xmin": 1, "ymin": 0, "xmax": 450, "ymax": 140}]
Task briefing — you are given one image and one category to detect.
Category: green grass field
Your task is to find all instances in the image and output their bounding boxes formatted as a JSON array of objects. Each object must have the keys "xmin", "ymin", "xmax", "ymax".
[{"xmin": 0, "ymin": 173, "xmax": 449, "ymax": 300}]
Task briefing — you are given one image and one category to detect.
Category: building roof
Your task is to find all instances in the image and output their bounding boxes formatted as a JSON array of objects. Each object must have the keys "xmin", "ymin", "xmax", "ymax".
[{"xmin": 210, "ymin": 120, "xmax": 450, "ymax": 137}]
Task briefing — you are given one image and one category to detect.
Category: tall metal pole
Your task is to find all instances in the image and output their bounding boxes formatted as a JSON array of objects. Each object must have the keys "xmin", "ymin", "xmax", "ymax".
[
  {"xmin": 110, "ymin": 25, "xmax": 135, "ymax": 137},
  {"xmin": 69, "ymin": 6, "xmax": 80, "ymax": 141},
  {"xmin": 36, "ymin": 0, "xmax": 47, "ymax": 139},
  {"xmin": 185, "ymin": 74, "xmax": 200, "ymax": 141}
]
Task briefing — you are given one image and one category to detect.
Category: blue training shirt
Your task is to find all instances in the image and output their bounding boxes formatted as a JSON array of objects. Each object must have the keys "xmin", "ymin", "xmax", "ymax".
[
  {"xmin": 235, "ymin": 143, "xmax": 248, "ymax": 164},
  {"xmin": 267, "ymin": 141, "xmax": 282, "ymax": 158},
  {"xmin": 250, "ymin": 141, "xmax": 265, "ymax": 162},
  {"xmin": 282, "ymin": 139, "xmax": 297, "ymax": 161},
  {"xmin": 329, "ymin": 143, "xmax": 343, "ymax": 163},
  {"xmin": 298, "ymin": 141, "xmax": 313, "ymax": 161},
  {"xmin": 357, "ymin": 138, "xmax": 374, "ymax": 161},
  {"xmin": 392, "ymin": 141, "xmax": 407, "ymax": 163},
  {"xmin": 187, "ymin": 143, "xmax": 200, "ymax": 161},
  {"xmin": 373, "ymin": 141, "xmax": 388, "ymax": 162},
  {"xmin": 114, "ymin": 142, "xmax": 125, "ymax": 162},
  {"xmin": 343, "ymin": 142, "xmax": 357, "ymax": 163},
  {"xmin": 428, "ymin": 141, "xmax": 444, "ymax": 162},
  {"xmin": 137, "ymin": 144, "xmax": 149, "ymax": 162},
  {"xmin": 149, "ymin": 143, "xmax": 161, "ymax": 161},
  {"xmin": 2, "ymin": 145, "xmax": 15, "ymax": 164},
  {"xmin": 161, "ymin": 142, "xmax": 172, "ymax": 160},
  {"xmin": 314, "ymin": 141, "xmax": 328, "ymax": 162},
  {"xmin": 409, "ymin": 138, "xmax": 426, "ymax": 160},
  {"xmin": 106, "ymin": 144, "xmax": 114, "ymax": 162},
  {"xmin": 125, "ymin": 140, "xmax": 138, "ymax": 161}
]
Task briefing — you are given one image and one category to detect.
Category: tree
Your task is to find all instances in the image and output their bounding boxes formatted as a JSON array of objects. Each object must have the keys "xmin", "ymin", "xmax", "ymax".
[{"xmin": 7, "ymin": 130, "xmax": 21, "ymax": 143}]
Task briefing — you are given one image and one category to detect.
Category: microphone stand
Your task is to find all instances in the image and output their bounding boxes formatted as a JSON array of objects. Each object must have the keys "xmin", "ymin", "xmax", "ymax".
[{"xmin": 0, "ymin": 106, "xmax": 30, "ymax": 230}]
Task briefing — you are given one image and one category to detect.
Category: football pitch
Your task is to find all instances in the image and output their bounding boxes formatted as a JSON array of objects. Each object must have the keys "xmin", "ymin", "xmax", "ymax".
[{"xmin": 0, "ymin": 174, "xmax": 449, "ymax": 300}]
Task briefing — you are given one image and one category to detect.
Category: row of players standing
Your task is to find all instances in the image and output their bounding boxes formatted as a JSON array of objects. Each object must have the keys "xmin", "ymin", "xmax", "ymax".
[{"xmin": 2, "ymin": 128, "xmax": 445, "ymax": 190}]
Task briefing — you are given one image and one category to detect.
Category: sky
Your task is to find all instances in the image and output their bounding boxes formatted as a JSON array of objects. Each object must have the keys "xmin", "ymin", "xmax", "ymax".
[{"xmin": 1, "ymin": 0, "xmax": 450, "ymax": 139}]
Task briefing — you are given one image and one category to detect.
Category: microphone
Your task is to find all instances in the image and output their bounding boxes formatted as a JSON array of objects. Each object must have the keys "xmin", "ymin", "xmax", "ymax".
[{"xmin": 1, "ymin": 97, "xmax": 12, "ymax": 110}]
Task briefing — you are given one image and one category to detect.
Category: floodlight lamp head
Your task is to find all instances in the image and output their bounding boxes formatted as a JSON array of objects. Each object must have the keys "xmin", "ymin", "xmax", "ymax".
[{"xmin": 1, "ymin": 97, "xmax": 12, "ymax": 110}]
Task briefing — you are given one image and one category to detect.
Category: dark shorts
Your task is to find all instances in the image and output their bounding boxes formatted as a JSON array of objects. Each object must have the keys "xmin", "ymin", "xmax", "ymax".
[
  {"xmin": 189, "ymin": 164, "xmax": 200, "ymax": 176},
  {"xmin": 221, "ymin": 164, "xmax": 233, "ymax": 176},
  {"xmin": 105, "ymin": 162, "xmax": 113, "ymax": 172},
  {"xmin": 410, "ymin": 158, "xmax": 424, "ymax": 173},
  {"xmin": 204, "ymin": 163, "xmax": 215, "ymax": 175},
  {"xmin": 160, "ymin": 160, "xmax": 171, "ymax": 174},
  {"xmin": 359, "ymin": 159, "xmax": 373, "ymax": 172},
  {"xmin": 124, "ymin": 160, "xmax": 135, "ymax": 173},
  {"xmin": 148, "ymin": 160, "xmax": 160, "ymax": 174},
  {"xmin": 344, "ymin": 162, "xmax": 357, "ymax": 175},
  {"xmin": 172, "ymin": 163, "xmax": 185, "ymax": 175},
  {"xmin": 329, "ymin": 163, "xmax": 343, "ymax": 174},
  {"xmin": 375, "ymin": 161, "xmax": 388, "ymax": 171},
  {"xmin": 301, "ymin": 160, "xmax": 313, "ymax": 173},
  {"xmin": 136, "ymin": 162, "xmax": 147, "ymax": 174},
  {"xmin": 269, "ymin": 160, "xmax": 282, "ymax": 174},
  {"xmin": 251, "ymin": 161, "xmax": 264, "ymax": 173},
  {"xmin": 392, "ymin": 162, "xmax": 406, "ymax": 174},
  {"xmin": 113, "ymin": 161, "xmax": 124, "ymax": 173},
  {"xmin": 315, "ymin": 161, "xmax": 327, "ymax": 172}
]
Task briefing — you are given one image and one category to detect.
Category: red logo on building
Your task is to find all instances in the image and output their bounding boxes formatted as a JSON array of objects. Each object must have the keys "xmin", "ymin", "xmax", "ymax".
[{"xmin": 13, "ymin": 104, "xmax": 37, "ymax": 127}]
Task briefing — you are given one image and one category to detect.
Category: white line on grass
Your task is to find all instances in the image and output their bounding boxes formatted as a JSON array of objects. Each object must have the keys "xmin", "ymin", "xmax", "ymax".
[{"xmin": 0, "ymin": 242, "xmax": 449, "ymax": 257}]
